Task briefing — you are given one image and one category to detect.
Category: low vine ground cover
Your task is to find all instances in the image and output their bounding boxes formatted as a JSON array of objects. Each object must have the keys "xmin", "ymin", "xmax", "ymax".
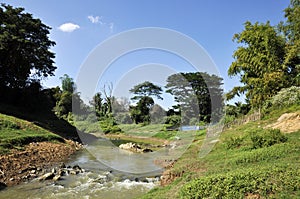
[{"xmin": 141, "ymin": 106, "xmax": 300, "ymax": 198}]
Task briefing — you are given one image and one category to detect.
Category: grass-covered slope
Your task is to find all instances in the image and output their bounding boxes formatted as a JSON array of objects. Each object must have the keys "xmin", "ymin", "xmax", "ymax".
[
  {"xmin": 0, "ymin": 102, "xmax": 80, "ymax": 142},
  {"xmin": 0, "ymin": 113, "xmax": 64, "ymax": 154},
  {"xmin": 141, "ymin": 105, "xmax": 300, "ymax": 199}
]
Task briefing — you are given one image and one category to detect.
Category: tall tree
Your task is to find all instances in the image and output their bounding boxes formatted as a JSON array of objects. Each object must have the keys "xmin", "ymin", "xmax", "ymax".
[
  {"xmin": 130, "ymin": 96, "xmax": 154, "ymax": 124},
  {"xmin": 130, "ymin": 81, "xmax": 163, "ymax": 101},
  {"xmin": 166, "ymin": 72, "xmax": 223, "ymax": 123},
  {"xmin": 0, "ymin": 4, "xmax": 56, "ymax": 89},
  {"xmin": 60, "ymin": 74, "xmax": 75, "ymax": 93},
  {"xmin": 228, "ymin": 1, "xmax": 300, "ymax": 108},
  {"xmin": 129, "ymin": 81, "xmax": 163, "ymax": 124},
  {"xmin": 282, "ymin": 0, "xmax": 300, "ymax": 85},
  {"xmin": 227, "ymin": 21, "xmax": 287, "ymax": 107},
  {"xmin": 90, "ymin": 92, "xmax": 103, "ymax": 118}
]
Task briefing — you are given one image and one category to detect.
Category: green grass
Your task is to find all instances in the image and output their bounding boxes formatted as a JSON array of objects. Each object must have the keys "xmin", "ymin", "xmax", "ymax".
[
  {"xmin": 140, "ymin": 105, "xmax": 300, "ymax": 199},
  {"xmin": 0, "ymin": 113, "xmax": 64, "ymax": 154},
  {"xmin": 75, "ymin": 120, "xmax": 102, "ymax": 133},
  {"xmin": 119, "ymin": 124, "xmax": 164, "ymax": 136},
  {"xmin": 0, "ymin": 102, "xmax": 79, "ymax": 141}
]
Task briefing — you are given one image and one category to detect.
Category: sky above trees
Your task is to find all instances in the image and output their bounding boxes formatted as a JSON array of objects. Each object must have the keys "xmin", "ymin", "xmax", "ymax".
[{"xmin": 6, "ymin": 0, "xmax": 290, "ymax": 105}]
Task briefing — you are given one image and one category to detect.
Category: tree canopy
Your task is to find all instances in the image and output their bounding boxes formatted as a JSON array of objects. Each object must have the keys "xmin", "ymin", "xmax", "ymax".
[
  {"xmin": 166, "ymin": 72, "xmax": 223, "ymax": 123},
  {"xmin": 130, "ymin": 81, "xmax": 163, "ymax": 101},
  {"xmin": 0, "ymin": 4, "xmax": 56, "ymax": 89},
  {"xmin": 227, "ymin": 0, "xmax": 300, "ymax": 107},
  {"xmin": 129, "ymin": 81, "xmax": 163, "ymax": 124},
  {"xmin": 60, "ymin": 74, "xmax": 75, "ymax": 93}
]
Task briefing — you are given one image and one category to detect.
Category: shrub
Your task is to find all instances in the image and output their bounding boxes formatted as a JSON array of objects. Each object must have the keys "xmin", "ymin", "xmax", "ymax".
[
  {"xmin": 163, "ymin": 115, "xmax": 181, "ymax": 130},
  {"xmin": 250, "ymin": 129, "xmax": 287, "ymax": 149},
  {"xmin": 225, "ymin": 136, "xmax": 244, "ymax": 149},
  {"xmin": 263, "ymin": 86, "xmax": 300, "ymax": 111},
  {"xmin": 99, "ymin": 117, "xmax": 122, "ymax": 134}
]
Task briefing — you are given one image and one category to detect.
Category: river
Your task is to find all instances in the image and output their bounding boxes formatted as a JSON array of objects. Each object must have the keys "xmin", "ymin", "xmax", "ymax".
[{"xmin": 0, "ymin": 138, "xmax": 164, "ymax": 199}]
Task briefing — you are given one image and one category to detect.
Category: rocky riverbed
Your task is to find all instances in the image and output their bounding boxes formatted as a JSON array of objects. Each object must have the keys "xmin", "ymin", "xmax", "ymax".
[{"xmin": 0, "ymin": 140, "xmax": 82, "ymax": 187}]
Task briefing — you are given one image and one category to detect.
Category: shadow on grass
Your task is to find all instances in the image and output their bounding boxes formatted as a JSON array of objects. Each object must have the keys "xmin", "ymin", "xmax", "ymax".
[{"xmin": 0, "ymin": 102, "xmax": 97, "ymax": 144}]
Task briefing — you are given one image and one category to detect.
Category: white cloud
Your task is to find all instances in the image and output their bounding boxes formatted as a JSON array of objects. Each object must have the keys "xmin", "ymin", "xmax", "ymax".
[
  {"xmin": 58, "ymin": 23, "xmax": 80, "ymax": 32},
  {"xmin": 88, "ymin": 15, "xmax": 103, "ymax": 24},
  {"xmin": 109, "ymin": 22, "xmax": 114, "ymax": 32}
]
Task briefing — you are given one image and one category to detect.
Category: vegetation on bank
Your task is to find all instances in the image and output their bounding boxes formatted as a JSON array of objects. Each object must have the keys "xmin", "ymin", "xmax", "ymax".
[
  {"xmin": 0, "ymin": 1, "xmax": 299, "ymax": 198},
  {"xmin": 0, "ymin": 113, "xmax": 64, "ymax": 154},
  {"xmin": 140, "ymin": 104, "xmax": 300, "ymax": 199}
]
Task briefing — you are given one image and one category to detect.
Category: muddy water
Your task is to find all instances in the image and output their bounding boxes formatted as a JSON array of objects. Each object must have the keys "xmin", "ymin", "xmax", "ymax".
[{"xmin": 0, "ymin": 138, "xmax": 163, "ymax": 199}]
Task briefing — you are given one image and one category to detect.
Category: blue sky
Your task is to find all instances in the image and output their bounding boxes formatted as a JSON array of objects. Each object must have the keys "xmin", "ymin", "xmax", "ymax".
[{"xmin": 5, "ymin": 0, "xmax": 290, "ymax": 107}]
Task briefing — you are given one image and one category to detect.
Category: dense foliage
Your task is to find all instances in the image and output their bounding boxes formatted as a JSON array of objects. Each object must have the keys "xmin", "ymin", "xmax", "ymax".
[
  {"xmin": 0, "ymin": 4, "xmax": 56, "ymax": 90},
  {"xmin": 227, "ymin": 0, "xmax": 300, "ymax": 108},
  {"xmin": 129, "ymin": 81, "xmax": 163, "ymax": 124},
  {"xmin": 263, "ymin": 86, "xmax": 300, "ymax": 112},
  {"xmin": 166, "ymin": 72, "xmax": 223, "ymax": 124}
]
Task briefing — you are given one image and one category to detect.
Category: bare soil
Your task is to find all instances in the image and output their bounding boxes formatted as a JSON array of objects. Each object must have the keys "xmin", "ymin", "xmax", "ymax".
[{"xmin": 266, "ymin": 112, "xmax": 300, "ymax": 133}]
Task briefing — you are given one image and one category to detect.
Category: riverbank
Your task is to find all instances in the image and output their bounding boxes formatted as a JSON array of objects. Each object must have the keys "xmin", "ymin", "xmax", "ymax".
[
  {"xmin": 140, "ymin": 108, "xmax": 300, "ymax": 198},
  {"xmin": 0, "ymin": 140, "xmax": 82, "ymax": 186}
]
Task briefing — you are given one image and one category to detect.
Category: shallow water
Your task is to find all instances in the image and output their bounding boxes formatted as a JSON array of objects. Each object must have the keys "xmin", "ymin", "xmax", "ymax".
[{"xmin": 0, "ymin": 138, "xmax": 163, "ymax": 199}]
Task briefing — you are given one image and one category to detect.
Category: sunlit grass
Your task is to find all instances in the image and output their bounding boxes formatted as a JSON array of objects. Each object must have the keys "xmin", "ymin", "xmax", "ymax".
[{"xmin": 140, "ymin": 106, "xmax": 300, "ymax": 199}]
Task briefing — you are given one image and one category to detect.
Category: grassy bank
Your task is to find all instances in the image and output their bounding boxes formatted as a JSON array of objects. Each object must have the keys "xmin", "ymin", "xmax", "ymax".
[
  {"xmin": 0, "ymin": 113, "xmax": 64, "ymax": 154},
  {"xmin": 141, "ymin": 106, "xmax": 300, "ymax": 198}
]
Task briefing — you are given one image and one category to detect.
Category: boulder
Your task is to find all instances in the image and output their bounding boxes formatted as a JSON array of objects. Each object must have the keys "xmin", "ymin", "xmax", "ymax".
[{"xmin": 119, "ymin": 142, "xmax": 153, "ymax": 153}]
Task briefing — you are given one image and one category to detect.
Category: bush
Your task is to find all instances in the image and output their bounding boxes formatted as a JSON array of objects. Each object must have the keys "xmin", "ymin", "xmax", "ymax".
[
  {"xmin": 263, "ymin": 86, "xmax": 300, "ymax": 111},
  {"xmin": 225, "ymin": 136, "xmax": 244, "ymax": 149},
  {"xmin": 99, "ymin": 117, "xmax": 122, "ymax": 134},
  {"xmin": 163, "ymin": 115, "xmax": 181, "ymax": 130},
  {"xmin": 250, "ymin": 129, "xmax": 287, "ymax": 149}
]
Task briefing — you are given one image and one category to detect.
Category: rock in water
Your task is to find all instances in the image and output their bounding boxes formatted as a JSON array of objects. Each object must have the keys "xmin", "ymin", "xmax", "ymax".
[
  {"xmin": 38, "ymin": 173, "xmax": 55, "ymax": 181},
  {"xmin": 0, "ymin": 182, "xmax": 6, "ymax": 190},
  {"xmin": 119, "ymin": 142, "xmax": 153, "ymax": 153},
  {"xmin": 53, "ymin": 175, "xmax": 61, "ymax": 181}
]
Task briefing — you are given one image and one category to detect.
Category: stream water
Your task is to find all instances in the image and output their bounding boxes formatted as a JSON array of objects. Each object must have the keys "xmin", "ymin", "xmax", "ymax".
[{"xmin": 0, "ymin": 138, "xmax": 164, "ymax": 199}]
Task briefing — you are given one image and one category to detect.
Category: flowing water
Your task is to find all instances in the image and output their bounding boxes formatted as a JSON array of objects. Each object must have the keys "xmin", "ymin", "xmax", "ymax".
[{"xmin": 0, "ymin": 138, "xmax": 164, "ymax": 199}]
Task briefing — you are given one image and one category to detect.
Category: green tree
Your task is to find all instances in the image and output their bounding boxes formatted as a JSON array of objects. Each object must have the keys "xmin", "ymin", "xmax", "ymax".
[
  {"xmin": 129, "ymin": 81, "xmax": 163, "ymax": 124},
  {"xmin": 281, "ymin": 0, "xmax": 300, "ymax": 85},
  {"xmin": 0, "ymin": 4, "xmax": 56, "ymax": 89},
  {"xmin": 227, "ymin": 21, "xmax": 287, "ymax": 107},
  {"xmin": 166, "ymin": 72, "xmax": 223, "ymax": 123},
  {"xmin": 228, "ymin": 1, "xmax": 300, "ymax": 108},
  {"xmin": 90, "ymin": 92, "xmax": 103, "ymax": 118},
  {"xmin": 130, "ymin": 96, "xmax": 154, "ymax": 124},
  {"xmin": 53, "ymin": 91, "xmax": 72, "ymax": 118},
  {"xmin": 60, "ymin": 74, "xmax": 75, "ymax": 93},
  {"xmin": 54, "ymin": 74, "xmax": 84, "ymax": 120},
  {"xmin": 130, "ymin": 81, "xmax": 163, "ymax": 100}
]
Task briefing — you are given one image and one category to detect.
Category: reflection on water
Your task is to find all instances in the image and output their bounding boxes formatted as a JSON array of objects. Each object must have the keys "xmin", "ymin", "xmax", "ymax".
[{"xmin": 0, "ymin": 138, "xmax": 162, "ymax": 199}]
